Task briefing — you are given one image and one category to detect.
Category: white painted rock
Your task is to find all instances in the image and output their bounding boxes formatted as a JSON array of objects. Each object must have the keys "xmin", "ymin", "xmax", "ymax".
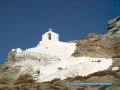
[
  {"xmin": 11, "ymin": 49, "xmax": 15, "ymax": 51},
  {"xmin": 16, "ymin": 48, "xmax": 22, "ymax": 52},
  {"xmin": 112, "ymin": 67, "xmax": 119, "ymax": 71}
]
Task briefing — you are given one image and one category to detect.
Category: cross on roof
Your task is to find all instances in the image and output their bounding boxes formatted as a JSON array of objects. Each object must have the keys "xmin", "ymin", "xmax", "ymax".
[{"xmin": 49, "ymin": 28, "xmax": 52, "ymax": 31}]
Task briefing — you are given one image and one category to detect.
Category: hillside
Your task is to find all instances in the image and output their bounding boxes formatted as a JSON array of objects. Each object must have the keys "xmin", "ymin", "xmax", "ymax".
[{"xmin": 0, "ymin": 16, "xmax": 120, "ymax": 90}]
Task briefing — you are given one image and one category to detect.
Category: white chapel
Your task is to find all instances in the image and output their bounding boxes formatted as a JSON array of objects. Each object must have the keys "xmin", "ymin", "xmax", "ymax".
[{"xmin": 25, "ymin": 28, "xmax": 76, "ymax": 57}]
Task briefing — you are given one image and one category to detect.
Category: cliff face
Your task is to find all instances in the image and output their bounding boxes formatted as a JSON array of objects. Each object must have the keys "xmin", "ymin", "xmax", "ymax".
[{"xmin": 0, "ymin": 16, "xmax": 120, "ymax": 90}]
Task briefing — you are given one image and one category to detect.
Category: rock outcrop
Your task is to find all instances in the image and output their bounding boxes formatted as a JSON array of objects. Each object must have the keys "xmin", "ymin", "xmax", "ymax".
[
  {"xmin": 72, "ymin": 33, "xmax": 113, "ymax": 58},
  {"xmin": 72, "ymin": 16, "xmax": 120, "ymax": 58},
  {"xmin": 107, "ymin": 16, "xmax": 120, "ymax": 37}
]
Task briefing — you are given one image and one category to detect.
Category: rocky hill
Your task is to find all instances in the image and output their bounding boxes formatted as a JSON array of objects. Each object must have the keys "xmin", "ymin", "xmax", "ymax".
[{"xmin": 0, "ymin": 16, "xmax": 120, "ymax": 90}]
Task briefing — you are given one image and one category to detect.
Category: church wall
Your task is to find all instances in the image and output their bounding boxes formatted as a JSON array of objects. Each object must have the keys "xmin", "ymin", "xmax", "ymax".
[
  {"xmin": 25, "ymin": 30, "xmax": 76, "ymax": 58},
  {"xmin": 25, "ymin": 42, "xmax": 76, "ymax": 58}
]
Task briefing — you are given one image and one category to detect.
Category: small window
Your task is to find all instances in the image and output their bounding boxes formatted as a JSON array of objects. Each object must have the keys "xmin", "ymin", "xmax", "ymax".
[{"xmin": 48, "ymin": 33, "xmax": 51, "ymax": 40}]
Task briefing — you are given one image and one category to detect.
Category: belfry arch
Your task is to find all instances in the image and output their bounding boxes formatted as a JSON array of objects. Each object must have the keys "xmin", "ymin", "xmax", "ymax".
[
  {"xmin": 48, "ymin": 33, "xmax": 51, "ymax": 40},
  {"xmin": 40, "ymin": 28, "xmax": 59, "ymax": 43}
]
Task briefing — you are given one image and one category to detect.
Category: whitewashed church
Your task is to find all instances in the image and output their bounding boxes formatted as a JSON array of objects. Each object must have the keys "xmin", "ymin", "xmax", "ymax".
[
  {"xmin": 11, "ymin": 28, "xmax": 113, "ymax": 82},
  {"xmin": 25, "ymin": 28, "xmax": 76, "ymax": 58}
]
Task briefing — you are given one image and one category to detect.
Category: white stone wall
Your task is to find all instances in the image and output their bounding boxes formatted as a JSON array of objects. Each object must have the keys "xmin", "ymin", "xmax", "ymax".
[
  {"xmin": 11, "ymin": 48, "xmax": 22, "ymax": 52},
  {"xmin": 25, "ymin": 30, "xmax": 76, "ymax": 58},
  {"xmin": 26, "ymin": 41, "xmax": 76, "ymax": 58}
]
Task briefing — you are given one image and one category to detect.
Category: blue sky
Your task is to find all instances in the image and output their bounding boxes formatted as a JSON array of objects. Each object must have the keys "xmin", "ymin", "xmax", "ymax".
[{"xmin": 0, "ymin": 0, "xmax": 120, "ymax": 63}]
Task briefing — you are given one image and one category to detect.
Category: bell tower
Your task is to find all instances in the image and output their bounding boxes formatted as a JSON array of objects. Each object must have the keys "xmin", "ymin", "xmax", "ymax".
[{"xmin": 38, "ymin": 28, "xmax": 59, "ymax": 45}]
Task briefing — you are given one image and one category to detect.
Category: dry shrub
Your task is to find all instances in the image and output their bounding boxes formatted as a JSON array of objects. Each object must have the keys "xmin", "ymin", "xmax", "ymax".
[
  {"xmin": 14, "ymin": 74, "xmax": 36, "ymax": 85},
  {"xmin": 111, "ymin": 43, "xmax": 120, "ymax": 53},
  {"xmin": 50, "ymin": 85, "xmax": 60, "ymax": 90},
  {"xmin": 86, "ymin": 70, "xmax": 114, "ymax": 79},
  {"xmin": 74, "ymin": 76, "xmax": 85, "ymax": 81},
  {"xmin": 84, "ymin": 33, "xmax": 95, "ymax": 39},
  {"xmin": 76, "ymin": 87, "xmax": 85, "ymax": 90},
  {"xmin": 0, "ymin": 79, "xmax": 6, "ymax": 84},
  {"xmin": 65, "ymin": 77, "xmax": 75, "ymax": 81}
]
